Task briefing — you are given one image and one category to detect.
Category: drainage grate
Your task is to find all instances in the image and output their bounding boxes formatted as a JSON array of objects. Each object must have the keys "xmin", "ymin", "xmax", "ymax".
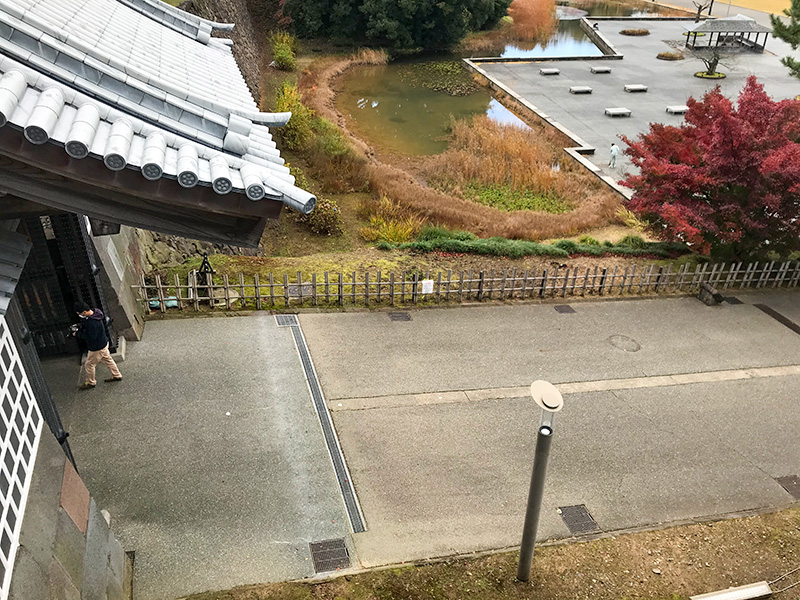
[
  {"xmin": 554, "ymin": 305, "xmax": 576, "ymax": 314},
  {"xmin": 754, "ymin": 304, "xmax": 800, "ymax": 335},
  {"xmin": 389, "ymin": 312, "xmax": 412, "ymax": 321},
  {"xmin": 559, "ymin": 505, "xmax": 600, "ymax": 535},
  {"xmin": 776, "ymin": 475, "xmax": 800, "ymax": 500},
  {"xmin": 724, "ymin": 296, "xmax": 743, "ymax": 305},
  {"xmin": 275, "ymin": 314, "xmax": 299, "ymax": 327},
  {"xmin": 290, "ymin": 326, "xmax": 366, "ymax": 533},
  {"xmin": 309, "ymin": 538, "xmax": 350, "ymax": 573}
]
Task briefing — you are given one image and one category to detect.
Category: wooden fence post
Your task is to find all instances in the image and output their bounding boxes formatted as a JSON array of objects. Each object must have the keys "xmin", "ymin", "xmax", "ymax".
[
  {"xmin": 239, "ymin": 273, "xmax": 246, "ymax": 309},
  {"xmin": 436, "ymin": 272, "xmax": 442, "ymax": 303},
  {"xmin": 325, "ymin": 272, "xmax": 330, "ymax": 304},
  {"xmin": 365, "ymin": 272, "xmax": 370, "ymax": 307},
  {"xmin": 297, "ymin": 272, "xmax": 304, "ymax": 306},
  {"xmin": 254, "ymin": 274, "xmax": 262, "ymax": 310},
  {"xmin": 389, "ymin": 272, "xmax": 395, "ymax": 306},
  {"xmin": 458, "ymin": 271, "xmax": 464, "ymax": 302},
  {"xmin": 283, "ymin": 274, "xmax": 290, "ymax": 308},
  {"xmin": 412, "ymin": 273, "xmax": 419, "ymax": 304},
  {"xmin": 269, "ymin": 273, "xmax": 275, "ymax": 306},
  {"xmin": 312, "ymin": 273, "xmax": 317, "ymax": 306},
  {"xmin": 377, "ymin": 271, "xmax": 382, "ymax": 303},
  {"xmin": 206, "ymin": 273, "xmax": 214, "ymax": 309},
  {"xmin": 338, "ymin": 273, "xmax": 344, "ymax": 306},
  {"xmin": 445, "ymin": 270, "xmax": 452, "ymax": 301},
  {"xmin": 477, "ymin": 271, "xmax": 485, "ymax": 301},
  {"xmin": 223, "ymin": 274, "xmax": 231, "ymax": 310}
]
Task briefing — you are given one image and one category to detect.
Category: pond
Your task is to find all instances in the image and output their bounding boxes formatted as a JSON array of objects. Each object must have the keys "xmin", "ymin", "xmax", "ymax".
[{"xmin": 335, "ymin": 0, "xmax": 671, "ymax": 156}]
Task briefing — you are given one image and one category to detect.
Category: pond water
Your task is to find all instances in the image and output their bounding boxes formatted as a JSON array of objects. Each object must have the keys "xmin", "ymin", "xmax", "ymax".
[{"xmin": 336, "ymin": 0, "xmax": 668, "ymax": 155}]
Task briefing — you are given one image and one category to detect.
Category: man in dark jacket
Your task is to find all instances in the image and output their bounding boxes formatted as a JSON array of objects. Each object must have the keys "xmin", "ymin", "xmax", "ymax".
[{"xmin": 74, "ymin": 302, "xmax": 122, "ymax": 389}]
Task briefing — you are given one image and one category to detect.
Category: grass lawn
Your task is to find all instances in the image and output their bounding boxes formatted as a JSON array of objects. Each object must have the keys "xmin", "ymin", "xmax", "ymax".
[{"xmin": 183, "ymin": 507, "xmax": 800, "ymax": 600}]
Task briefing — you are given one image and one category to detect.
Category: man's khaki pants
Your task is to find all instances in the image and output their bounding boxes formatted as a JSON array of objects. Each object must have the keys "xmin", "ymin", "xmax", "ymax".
[{"xmin": 85, "ymin": 344, "xmax": 122, "ymax": 385}]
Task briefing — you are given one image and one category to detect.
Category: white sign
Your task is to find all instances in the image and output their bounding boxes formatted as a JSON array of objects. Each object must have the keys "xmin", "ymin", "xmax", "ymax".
[{"xmin": 421, "ymin": 279, "xmax": 434, "ymax": 294}]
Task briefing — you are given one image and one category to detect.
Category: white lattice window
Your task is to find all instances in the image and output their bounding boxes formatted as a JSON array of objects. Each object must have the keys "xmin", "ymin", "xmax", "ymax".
[{"xmin": 0, "ymin": 316, "xmax": 43, "ymax": 600}]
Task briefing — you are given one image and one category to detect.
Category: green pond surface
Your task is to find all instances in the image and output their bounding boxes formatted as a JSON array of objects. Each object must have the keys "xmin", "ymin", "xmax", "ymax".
[{"xmin": 336, "ymin": 0, "xmax": 667, "ymax": 155}]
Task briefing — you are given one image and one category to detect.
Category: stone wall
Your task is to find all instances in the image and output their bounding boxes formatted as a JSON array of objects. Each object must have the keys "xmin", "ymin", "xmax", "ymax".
[
  {"xmin": 91, "ymin": 226, "xmax": 145, "ymax": 342},
  {"xmin": 178, "ymin": 0, "xmax": 264, "ymax": 100},
  {"xmin": 10, "ymin": 431, "xmax": 131, "ymax": 600}
]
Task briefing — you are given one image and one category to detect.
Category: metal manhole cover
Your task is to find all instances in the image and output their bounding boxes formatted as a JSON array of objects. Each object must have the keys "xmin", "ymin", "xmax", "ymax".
[
  {"xmin": 776, "ymin": 475, "xmax": 800, "ymax": 499},
  {"xmin": 724, "ymin": 296, "xmax": 743, "ymax": 305},
  {"xmin": 309, "ymin": 538, "xmax": 350, "ymax": 573},
  {"xmin": 559, "ymin": 505, "xmax": 600, "ymax": 535},
  {"xmin": 389, "ymin": 312, "xmax": 412, "ymax": 322},
  {"xmin": 275, "ymin": 315, "xmax": 299, "ymax": 327},
  {"xmin": 608, "ymin": 335, "xmax": 641, "ymax": 352},
  {"xmin": 554, "ymin": 305, "xmax": 576, "ymax": 314}
]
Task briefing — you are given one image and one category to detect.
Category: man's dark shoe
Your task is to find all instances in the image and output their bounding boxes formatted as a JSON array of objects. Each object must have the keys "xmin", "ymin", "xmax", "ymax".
[
  {"xmin": 78, "ymin": 383, "xmax": 96, "ymax": 390},
  {"xmin": 105, "ymin": 377, "xmax": 123, "ymax": 382}
]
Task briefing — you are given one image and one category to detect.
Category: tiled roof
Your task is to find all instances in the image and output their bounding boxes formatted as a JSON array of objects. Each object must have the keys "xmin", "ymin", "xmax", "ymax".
[
  {"xmin": 685, "ymin": 14, "xmax": 773, "ymax": 34},
  {"xmin": 0, "ymin": 0, "xmax": 316, "ymax": 214}
]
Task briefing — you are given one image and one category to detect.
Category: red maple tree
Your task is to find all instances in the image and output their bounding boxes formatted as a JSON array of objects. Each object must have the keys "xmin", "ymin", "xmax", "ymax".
[{"xmin": 621, "ymin": 76, "xmax": 800, "ymax": 258}]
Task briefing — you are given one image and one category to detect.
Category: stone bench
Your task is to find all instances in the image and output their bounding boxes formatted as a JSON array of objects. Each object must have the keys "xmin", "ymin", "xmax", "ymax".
[
  {"xmin": 605, "ymin": 107, "xmax": 632, "ymax": 117},
  {"xmin": 569, "ymin": 86, "xmax": 593, "ymax": 94},
  {"xmin": 590, "ymin": 65, "xmax": 612, "ymax": 74},
  {"xmin": 540, "ymin": 68, "xmax": 560, "ymax": 75},
  {"xmin": 666, "ymin": 105, "xmax": 689, "ymax": 114},
  {"xmin": 624, "ymin": 84, "xmax": 648, "ymax": 93}
]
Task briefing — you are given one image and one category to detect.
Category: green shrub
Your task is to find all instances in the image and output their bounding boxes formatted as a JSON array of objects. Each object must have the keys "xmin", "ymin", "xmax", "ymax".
[
  {"xmin": 292, "ymin": 197, "xmax": 342, "ymax": 235},
  {"xmin": 618, "ymin": 235, "xmax": 647, "ymax": 249},
  {"xmin": 311, "ymin": 118, "xmax": 352, "ymax": 158},
  {"xmin": 553, "ymin": 240, "xmax": 578, "ymax": 253},
  {"xmin": 275, "ymin": 81, "xmax": 313, "ymax": 150},
  {"xmin": 271, "ymin": 32, "xmax": 297, "ymax": 71},
  {"xmin": 578, "ymin": 235, "xmax": 601, "ymax": 246},
  {"xmin": 417, "ymin": 226, "xmax": 477, "ymax": 242}
]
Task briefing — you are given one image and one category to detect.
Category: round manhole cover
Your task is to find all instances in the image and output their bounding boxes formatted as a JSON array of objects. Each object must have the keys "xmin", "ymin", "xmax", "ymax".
[{"xmin": 608, "ymin": 335, "xmax": 641, "ymax": 352}]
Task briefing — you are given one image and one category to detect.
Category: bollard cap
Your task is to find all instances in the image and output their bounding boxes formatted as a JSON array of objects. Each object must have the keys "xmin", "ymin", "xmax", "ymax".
[{"xmin": 530, "ymin": 380, "xmax": 564, "ymax": 412}]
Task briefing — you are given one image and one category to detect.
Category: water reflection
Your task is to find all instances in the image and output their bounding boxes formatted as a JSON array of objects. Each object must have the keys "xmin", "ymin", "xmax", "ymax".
[{"xmin": 336, "ymin": 0, "xmax": 668, "ymax": 155}]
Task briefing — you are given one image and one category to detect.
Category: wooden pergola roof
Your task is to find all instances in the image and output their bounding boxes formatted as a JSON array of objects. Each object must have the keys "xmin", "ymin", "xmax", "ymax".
[{"xmin": 0, "ymin": 0, "xmax": 315, "ymax": 246}]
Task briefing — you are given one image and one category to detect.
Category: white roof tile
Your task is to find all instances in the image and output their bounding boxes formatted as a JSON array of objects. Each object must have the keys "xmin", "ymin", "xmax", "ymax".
[{"xmin": 0, "ymin": 0, "xmax": 315, "ymax": 213}]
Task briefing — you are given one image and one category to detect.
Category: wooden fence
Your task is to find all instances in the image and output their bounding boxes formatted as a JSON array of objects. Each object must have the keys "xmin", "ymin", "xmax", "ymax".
[{"xmin": 135, "ymin": 260, "xmax": 800, "ymax": 313}]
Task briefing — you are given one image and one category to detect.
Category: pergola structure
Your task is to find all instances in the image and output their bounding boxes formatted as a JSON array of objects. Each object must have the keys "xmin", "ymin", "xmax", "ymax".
[
  {"xmin": 0, "ymin": 0, "xmax": 316, "ymax": 248},
  {"xmin": 684, "ymin": 14, "xmax": 772, "ymax": 53}
]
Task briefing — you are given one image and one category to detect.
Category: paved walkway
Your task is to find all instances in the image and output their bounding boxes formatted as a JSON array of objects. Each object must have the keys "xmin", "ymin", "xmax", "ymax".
[
  {"xmin": 42, "ymin": 315, "xmax": 351, "ymax": 600},
  {"xmin": 300, "ymin": 290, "xmax": 800, "ymax": 568},
  {"xmin": 478, "ymin": 18, "xmax": 799, "ymax": 181}
]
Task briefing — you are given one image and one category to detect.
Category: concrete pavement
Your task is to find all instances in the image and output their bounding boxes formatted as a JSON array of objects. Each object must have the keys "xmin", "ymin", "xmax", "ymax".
[
  {"xmin": 300, "ymin": 290, "xmax": 800, "ymax": 568},
  {"xmin": 42, "ymin": 315, "xmax": 351, "ymax": 600},
  {"xmin": 479, "ymin": 18, "xmax": 799, "ymax": 181},
  {"xmin": 301, "ymin": 294, "xmax": 800, "ymax": 399}
]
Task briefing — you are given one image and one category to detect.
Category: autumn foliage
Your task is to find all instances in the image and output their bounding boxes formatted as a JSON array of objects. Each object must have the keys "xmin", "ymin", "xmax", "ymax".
[
  {"xmin": 507, "ymin": 0, "xmax": 556, "ymax": 41},
  {"xmin": 621, "ymin": 77, "xmax": 800, "ymax": 257}
]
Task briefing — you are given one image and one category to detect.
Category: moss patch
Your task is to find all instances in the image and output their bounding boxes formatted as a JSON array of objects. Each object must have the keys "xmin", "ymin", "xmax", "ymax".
[
  {"xmin": 465, "ymin": 183, "xmax": 573, "ymax": 214},
  {"xmin": 397, "ymin": 61, "xmax": 481, "ymax": 96}
]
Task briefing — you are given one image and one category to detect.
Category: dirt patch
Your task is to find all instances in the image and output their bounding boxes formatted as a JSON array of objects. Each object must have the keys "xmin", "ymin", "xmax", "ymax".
[{"xmin": 183, "ymin": 507, "xmax": 800, "ymax": 600}]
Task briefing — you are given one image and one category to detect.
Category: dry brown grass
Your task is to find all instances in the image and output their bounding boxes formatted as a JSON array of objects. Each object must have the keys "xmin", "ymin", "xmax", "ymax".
[
  {"xmin": 508, "ymin": 0, "xmax": 557, "ymax": 41},
  {"xmin": 397, "ymin": 116, "xmax": 621, "ymax": 239},
  {"xmin": 298, "ymin": 48, "xmax": 620, "ymax": 241},
  {"xmin": 458, "ymin": 0, "xmax": 557, "ymax": 53},
  {"xmin": 370, "ymin": 161, "xmax": 619, "ymax": 241}
]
